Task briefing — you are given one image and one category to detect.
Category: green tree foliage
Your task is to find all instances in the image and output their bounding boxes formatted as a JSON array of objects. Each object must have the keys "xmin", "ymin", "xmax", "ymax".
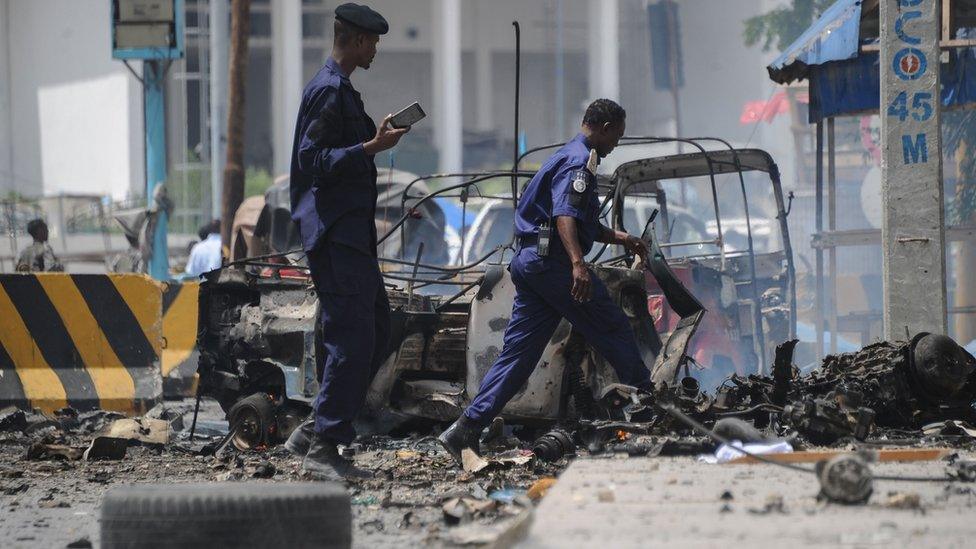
[
  {"xmin": 743, "ymin": 0, "xmax": 833, "ymax": 52},
  {"xmin": 245, "ymin": 167, "xmax": 274, "ymax": 198}
]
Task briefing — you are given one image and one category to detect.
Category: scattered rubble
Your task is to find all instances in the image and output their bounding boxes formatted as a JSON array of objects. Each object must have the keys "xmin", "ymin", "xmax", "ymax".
[
  {"xmin": 748, "ymin": 493, "xmax": 787, "ymax": 515},
  {"xmin": 26, "ymin": 441, "xmax": 85, "ymax": 461},
  {"xmin": 947, "ymin": 459, "xmax": 976, "ymax": 482},
  {"xmin": 1, "ymin": 400, "xmax": 569, "ymax": 547},
  {"xmin": 83, "ymin": 437, "xmax": 128, "ymax": 461},
  {"xmin": 882, "ymin": 492, "xmax": 922, "ymax": 510},
  {"xmin": 0, "ymin": 332, "xmax": 974, "ymax": 544},
  {"xmin": 526, "ymin": 477, "xmax": 556, "ymax": 500},
  {"xmin": 101, "ymin": 418, "xmax": 169, "ymax": 446}
]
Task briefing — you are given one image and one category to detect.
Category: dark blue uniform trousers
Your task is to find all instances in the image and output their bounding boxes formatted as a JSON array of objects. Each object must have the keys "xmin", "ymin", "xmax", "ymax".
[
  {"xmin": 307, "ymin": 241, "xmax": 391, "ymax": 445},
  {"xmin": 464, "ymin": 247, "xmax": 652, "ymax": 427}
]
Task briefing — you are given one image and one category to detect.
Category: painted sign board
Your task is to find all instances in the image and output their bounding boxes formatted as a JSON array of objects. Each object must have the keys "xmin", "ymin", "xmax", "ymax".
[
  {"xmin": 880, "ymin": 0, "xmax": 947, "ymax": 337},
  {"xmin": 112, "ymin": 0, "xmax": 185, "ymax": 60}
]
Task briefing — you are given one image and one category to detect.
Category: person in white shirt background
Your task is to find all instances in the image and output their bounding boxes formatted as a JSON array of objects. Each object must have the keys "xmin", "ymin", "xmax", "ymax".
[{"xmin": 184, "ymin": 219, "xmax": 223, "ymax": 277}]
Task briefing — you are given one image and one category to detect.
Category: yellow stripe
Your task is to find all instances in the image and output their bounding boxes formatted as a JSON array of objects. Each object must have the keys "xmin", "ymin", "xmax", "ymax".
[
  {"xmin": 162, "ymin": 283, "xmax": 199, "ymax": 377},
  {"xmin": 36, "ymin": 276, "xmax": 136, "ymax": 414},
  {"xmin": 108, "ymin": 274, "xmax": 163, "ymax": 358},
  {"xmin": 0, "ymin": 282, "xmax": 68, "ymax": 414}
]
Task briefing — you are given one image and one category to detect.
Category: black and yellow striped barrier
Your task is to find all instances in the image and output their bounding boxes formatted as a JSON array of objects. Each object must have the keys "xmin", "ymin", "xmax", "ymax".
[
  {"xmin": 162, "ymin": 281, "xmax": 200, "ymax": 397},
  {"xmin": 0, "ymin": 273, "xmax": 163, "ymax": 415}
]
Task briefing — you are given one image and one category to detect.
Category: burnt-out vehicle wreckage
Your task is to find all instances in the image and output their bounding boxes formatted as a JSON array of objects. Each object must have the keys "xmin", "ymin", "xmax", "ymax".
[{"xmin": 195, "ymin": 137, "xmax": 819, "ymax": 450}]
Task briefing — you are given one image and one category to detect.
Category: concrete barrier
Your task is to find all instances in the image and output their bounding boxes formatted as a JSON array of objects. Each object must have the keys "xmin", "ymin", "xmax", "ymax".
[
  {"xmin": 161, "ymin": 281, "xmax": 200, "ymax": 398},
  {"xmin": 0, "ymin": 273, "xmax": 163, "ymax": 415}
]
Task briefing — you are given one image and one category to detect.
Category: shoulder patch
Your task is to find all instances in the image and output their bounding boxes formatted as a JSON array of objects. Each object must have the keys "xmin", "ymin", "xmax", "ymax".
[{"xmin": 571, "ymin": 170, "xmax": 588, "ymax": 193}]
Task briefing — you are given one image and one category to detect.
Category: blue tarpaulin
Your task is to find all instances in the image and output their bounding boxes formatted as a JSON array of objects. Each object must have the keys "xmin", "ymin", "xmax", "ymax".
[
  {"xmin": 767, "ymin": 0, "xmax": 976, "ymax": 123},
  {"xmin": 767, "ymin": 0, "xmax": 863, "ymax": 84}
]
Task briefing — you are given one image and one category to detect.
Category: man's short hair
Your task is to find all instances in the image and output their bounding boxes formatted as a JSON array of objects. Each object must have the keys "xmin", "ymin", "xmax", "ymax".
[
  {"xmin": 334, "ymin": 18, "xmax": 365, "ymax": 47},
  {"xmin": 582, "ymin": 99, "xmax": 626, "ymax": 129},
  {"xmin": 198, "ymin": 219, "xmax": 221, "ymax": 241},
  {"xmin": 26, "ymin": 218, "xmax": 46, "ymax": 239}
]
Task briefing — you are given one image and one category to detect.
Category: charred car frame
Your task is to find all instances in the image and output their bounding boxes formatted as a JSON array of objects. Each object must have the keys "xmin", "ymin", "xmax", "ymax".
[{"xmin": 196, "ymin": 138, "xmax": 796, "ymax": 448}]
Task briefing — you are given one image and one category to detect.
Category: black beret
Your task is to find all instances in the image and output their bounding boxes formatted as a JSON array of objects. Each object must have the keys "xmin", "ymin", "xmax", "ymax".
[{"xmin": 335, "ymin": 3, "xmax": 389, "ymax": 35}]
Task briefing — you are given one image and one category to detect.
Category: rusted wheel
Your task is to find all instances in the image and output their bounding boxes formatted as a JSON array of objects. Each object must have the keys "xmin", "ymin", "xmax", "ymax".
[{"xmin": 227, "ymin": 393, "xmax": 275, "ymax": 451}]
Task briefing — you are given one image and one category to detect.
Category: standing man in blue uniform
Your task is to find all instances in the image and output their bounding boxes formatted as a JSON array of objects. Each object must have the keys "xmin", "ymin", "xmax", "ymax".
[
  {"xmin": 439, "ymin": 99, "xmax": 653, "ymax": 464},
  {"xmin": 284, "ymin": 3, "xmax": 409, "ymax": 479}
]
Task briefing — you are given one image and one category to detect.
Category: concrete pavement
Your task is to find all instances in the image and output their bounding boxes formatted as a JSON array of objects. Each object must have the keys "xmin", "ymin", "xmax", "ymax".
[{"xmin": 518, "ymin": 453, "xmax": 976, "ymax": 548}]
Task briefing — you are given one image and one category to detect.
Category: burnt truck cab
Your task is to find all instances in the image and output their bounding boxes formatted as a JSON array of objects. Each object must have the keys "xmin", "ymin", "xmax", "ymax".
[{"xmin": 196, "ymin": 144, "xmax": 795, "ymax": 448}]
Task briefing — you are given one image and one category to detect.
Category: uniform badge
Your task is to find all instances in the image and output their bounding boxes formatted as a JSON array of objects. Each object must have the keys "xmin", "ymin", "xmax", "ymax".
[{"xmin": 572, "ymin": 171, "xmax": 588, "ymax": 193}]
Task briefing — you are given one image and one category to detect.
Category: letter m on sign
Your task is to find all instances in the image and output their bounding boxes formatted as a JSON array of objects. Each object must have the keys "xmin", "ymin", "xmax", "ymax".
[{"xmin": 902, "ymin": 133, "xmax": 928, "ymax": 164}]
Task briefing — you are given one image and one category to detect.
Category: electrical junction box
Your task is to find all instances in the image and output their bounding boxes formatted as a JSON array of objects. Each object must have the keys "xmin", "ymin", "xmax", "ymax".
[{"xmin": 112, "ymin": 0, "xmax": 184, "ymax": 59}]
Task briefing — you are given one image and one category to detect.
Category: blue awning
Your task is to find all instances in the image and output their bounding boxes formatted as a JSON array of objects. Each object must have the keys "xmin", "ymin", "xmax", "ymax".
[
  {"xmin": 767, "ymin": 0, "xmax": 863, "ymax": 84},
  {"xmin": 766, "ymin": 0, "xmax": 976, "ymax": 122}
]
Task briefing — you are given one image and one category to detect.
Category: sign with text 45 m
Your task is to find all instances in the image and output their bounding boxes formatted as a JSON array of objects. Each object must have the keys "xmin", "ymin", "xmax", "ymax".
[{"xmin": 887, "ymin": 91, "xmax": 933, "ymax": 163}]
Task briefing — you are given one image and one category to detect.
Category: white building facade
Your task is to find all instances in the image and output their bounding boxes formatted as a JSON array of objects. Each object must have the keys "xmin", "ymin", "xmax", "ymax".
[{"xmin": 0, "ymin": 0, "xmax": 791, "ymax": 208}]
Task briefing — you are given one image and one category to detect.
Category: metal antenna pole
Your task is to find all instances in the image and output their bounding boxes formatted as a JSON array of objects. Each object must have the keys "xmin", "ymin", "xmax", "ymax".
[{"xmin": 511, "ymin": 21, "xmax": 521, "ymax": 210}]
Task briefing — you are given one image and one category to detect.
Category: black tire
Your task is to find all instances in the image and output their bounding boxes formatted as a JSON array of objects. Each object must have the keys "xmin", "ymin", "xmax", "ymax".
[
  {"xmin": 100, "ymin": 482, "xmax": 351, "ymax": 549},
  {"xmin": 227, "ymin": 392, "xmax": 276, "ymax": 451}
]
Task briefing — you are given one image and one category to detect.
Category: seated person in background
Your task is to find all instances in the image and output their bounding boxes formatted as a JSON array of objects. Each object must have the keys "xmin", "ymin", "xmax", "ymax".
[
  {"xmin": 184, "ymin": 219, "xmax": 223, "ymax": 277},
  {"xmin": 16, "ymin": 219, "xmax": 64, "ymax": 272}
]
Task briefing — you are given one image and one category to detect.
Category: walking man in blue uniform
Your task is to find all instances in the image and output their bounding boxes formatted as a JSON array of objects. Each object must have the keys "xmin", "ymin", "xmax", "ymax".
[
  {"xmin": 284, "ymin": 3, "xmax": 409, "ymax": 479},
  {"xmin": 438, "ymin": 99, "xmax": 653, "ymax": 464}
]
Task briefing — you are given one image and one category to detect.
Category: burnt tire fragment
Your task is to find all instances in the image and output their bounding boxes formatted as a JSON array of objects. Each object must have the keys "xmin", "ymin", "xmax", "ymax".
[
  {"xmin": 100, "ymin": 482, "xmax": 351, "ymax": 549},
  {"xmin": 227, "ymin": 392, "xmax": 276, "ymax": 451}
]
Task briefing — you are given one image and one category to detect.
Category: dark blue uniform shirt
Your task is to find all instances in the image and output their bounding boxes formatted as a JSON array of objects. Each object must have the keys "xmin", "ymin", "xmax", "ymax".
[
  {"xmin": 289, "ymin": 57, "xmax": 378, "ymax": 253},
  {"xmin": 515, "ymin": 133, "xmax": 601, "ymax": 261}
]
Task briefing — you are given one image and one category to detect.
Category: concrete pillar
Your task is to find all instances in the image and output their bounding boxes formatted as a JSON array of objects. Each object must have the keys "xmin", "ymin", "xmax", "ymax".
[
  {"xmin": 0, "ymin": 0, "xmax": 12, "ymax": 194},
  {"xmin": 432, "ymin": 0, "xmax": 462, "ymax": 173},
  {"xmin": 271, "ymin": 0, "xmax": 303, "ymax": 177},
  {"xmin": 588, "ymin": 0, "xmax": 619, "ymax": 101},
  {"xmin": 473, "ymin": 1, "xmax": 492, "ymax": 132},
  {"xmin": 879, "ymin": 0, "xmax": 947, "ymax": 337},
  {"xmin": 209, "ymin": 0, "xmax": 229, "ymax": 219}
]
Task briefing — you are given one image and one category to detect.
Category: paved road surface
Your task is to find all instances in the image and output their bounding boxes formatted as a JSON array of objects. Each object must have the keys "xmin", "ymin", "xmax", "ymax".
[{"xmin": 519, "ymin": 453, "xmax": 976, "ymax": 548}]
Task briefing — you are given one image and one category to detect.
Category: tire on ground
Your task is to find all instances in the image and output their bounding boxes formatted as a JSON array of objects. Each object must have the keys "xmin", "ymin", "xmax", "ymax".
[
  {"xmin": 227, "ymin": 392, "xmax": 276, "ymax": 450},
  {"xmin": 100, "ymin": 482, "xmax": 351, "ymax": 549}
]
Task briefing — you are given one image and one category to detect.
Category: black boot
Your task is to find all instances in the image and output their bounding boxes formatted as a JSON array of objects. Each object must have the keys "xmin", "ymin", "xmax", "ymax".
[
  {"xmin": 283, "ymin": 418, "xmax": 315, "ymax": 457},
  {"xmin": 302, "ymin": 436, "xmax": 373, "ymax": 480},
  {"xmin": 438, "ymin": 414, "xmax": 483, "ymax": 466}
]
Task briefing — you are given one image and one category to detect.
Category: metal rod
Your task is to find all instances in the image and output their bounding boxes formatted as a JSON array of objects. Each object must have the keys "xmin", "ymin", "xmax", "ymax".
[
  {"xmin": 406, "ymin": 242, "xmax": 425, "ymax": 310},
  {"xmin": 827, "ymin": 117, "xmax": 838, "ymax": 353},
  {"xmin": 384, "ymin": 273, "xmax": 476, "ymax": 286},
  {"xmin": 815, "ymin": 120, "xmax": 825, "ymax": 361},
  {"xmin": 379, "ymin": 172, "xmax": 533, "ymax": 246},
  {"xmin": 435, "ymin": 279, "xmax": 481, "ymax": 312},
  {"xmin": 512, "ymin": 21, "xmax": 521, "ymax": 210},
  {"xmin": 189, "ymin": 385, "xmax": 203, "ymax": 441},
  {"xmin": 460, "ymin": 187, "xmax": 468, "ymax": 263}
]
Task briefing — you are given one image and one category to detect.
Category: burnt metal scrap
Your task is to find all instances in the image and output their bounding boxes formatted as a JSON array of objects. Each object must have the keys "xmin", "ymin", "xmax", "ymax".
[{"xmin": 538, "ymin": 333, "xmax": 976, "ymax": 457}]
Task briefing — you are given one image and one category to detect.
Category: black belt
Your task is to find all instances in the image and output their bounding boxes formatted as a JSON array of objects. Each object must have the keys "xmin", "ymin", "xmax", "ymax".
[{"xmin": 516, "ymin": 234, "xmax": 538, "ymax": 249}]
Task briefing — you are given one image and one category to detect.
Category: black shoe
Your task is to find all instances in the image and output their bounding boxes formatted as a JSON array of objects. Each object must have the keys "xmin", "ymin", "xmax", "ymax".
[
  {"xmin": 302, "ymin": 437, "xmax": 373, "ymax": 480},
  {"xmin": 284, "ymin": 418, "xmax": 315, "ymax": 457},
  {"xmin": 437, "ymin": 414, "xmax": 483, "ymax": 467}
]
